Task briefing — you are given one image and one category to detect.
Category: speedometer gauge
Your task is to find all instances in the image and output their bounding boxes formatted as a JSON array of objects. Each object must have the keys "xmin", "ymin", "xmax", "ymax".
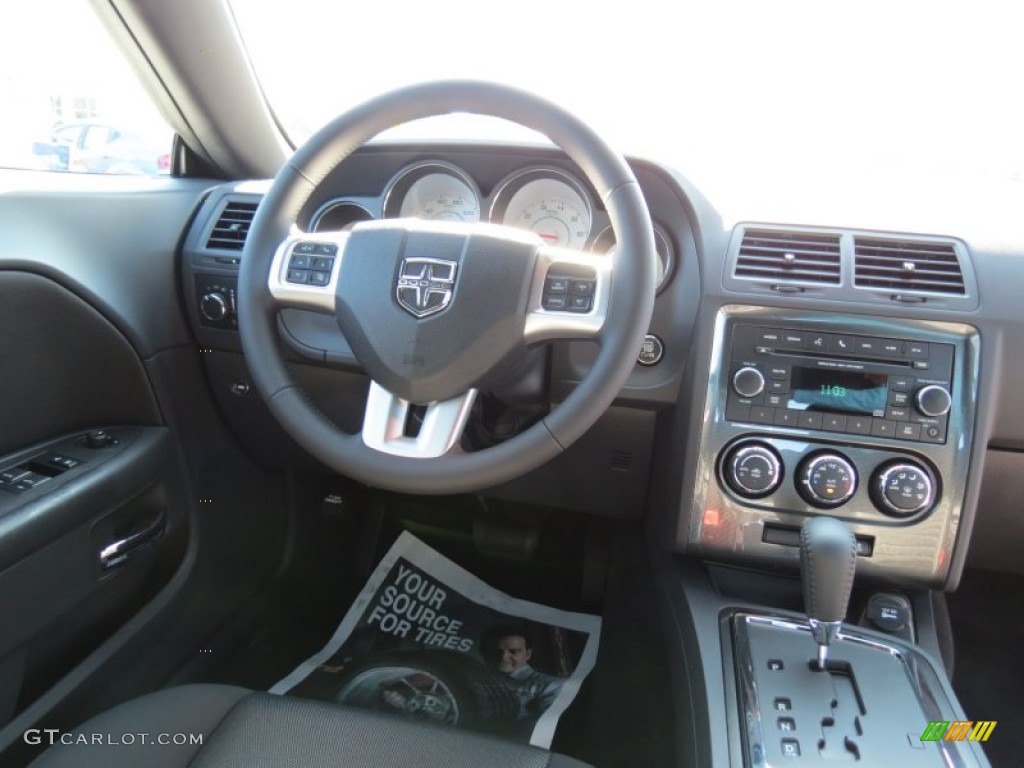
[
  {"xmin": 383, "ymin": 162, "xmax": 481, "ymax": 222},
  {"xmin": 490, "ymin": 169, "xmax": 593, "ymax": 249}
]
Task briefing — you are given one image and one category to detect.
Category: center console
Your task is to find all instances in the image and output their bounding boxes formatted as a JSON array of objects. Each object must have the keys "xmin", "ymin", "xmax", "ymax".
[
  {"xmin": 663, "ymin": 304, "xmax": 987, "ymax": 766},
  {"xmin": 680, "ymin": 305, "xmax": 980, "ymax": 588}
]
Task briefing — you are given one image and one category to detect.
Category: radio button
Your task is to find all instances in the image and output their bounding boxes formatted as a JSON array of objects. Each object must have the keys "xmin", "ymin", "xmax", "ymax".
[
  {"xmin": 768, "ymin": 366, "xmax": 789, "ymax": 379},
  {"xmin": 805, "ymin": 333, "xmax": 831, "ymax": 352},
  {"xmin": 830, "ymin": 335, "xmax": 856, "ymax": 354},
  {"xmin": 871, "ymin": 419, "xmax": 896, "ymax": 438},
  {"xmin": 889, "ymin": 391, "xmax": 911, "ymax": 407},
  {"xmin": 846, "ymin": 416, "xmax": 872, "ymax": 435},
  {"xmin": 854, "ymin": 338, "xmax": 878, "ymax": 355},
  {"xmin": 768, "ymin": 380, "xmax": 790, "ymax": 393},
  {"xmin": 887, "ymin": 406, "xmax": 910, "ymax": 421},
  {"xmin": 757, "ymin": 328, "xmax": 783, "ymax": 345},
  {"xmin": 781, "ymin": 330, "xmax": 805, "ymax": 347},
  {"xmin": 906, "ymin": 342, "xmax": 929, "ymax": 359},
  {"xmin": 915, "ymin": 384, "xmax": 952, "ymax": 418},
  {"xmin": 896, "ymin": 423, "xmax": 922, "ymax": 440},
  {"xmin": 750, "ymin": 407, "xmax": 775, "ymax": 424},
  {"xmin": 891, "ymin": 376, "xmax": 913, "ymax": 392},
  {"xmin": 823, "ymin": 414, "xmax": 848, "ymax": 432},
  {"xmin": 774, "ymin": 409, "xmax": 798, "ymax": 427},
  {"xmin": 880, "ymin": 340, "xmax": 904, "ymax": 357},
  {"xmin": 797, "ymin": 412, "xmax": 823, "ymax": 430},
  {"xmin": 725, "ymin": 401, "xmax": 751, "ymax": 423},
  {"xmin": 732, "ymin": 367, "xmax": 767, "ymax": 398},
  {"xmin": 766, "ymin": 394, "xmax": 785, "ymax": 407}
]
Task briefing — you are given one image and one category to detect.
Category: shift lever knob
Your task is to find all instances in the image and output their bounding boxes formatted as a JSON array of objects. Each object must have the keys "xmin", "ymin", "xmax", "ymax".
[{"xmin": 800, "ymin": 516, "xmax": 857, "ymax": 669}]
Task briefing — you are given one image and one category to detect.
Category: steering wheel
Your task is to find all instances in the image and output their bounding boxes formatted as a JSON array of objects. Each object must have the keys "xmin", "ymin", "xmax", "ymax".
[{"xmin": 238, "ymin": 81, "xmax": 656, "ymax": 494}]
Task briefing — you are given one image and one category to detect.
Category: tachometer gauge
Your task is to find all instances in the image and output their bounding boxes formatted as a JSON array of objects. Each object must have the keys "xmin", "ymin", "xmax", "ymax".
[
  {"xmin": 490, "ymin": 169, "xmax": 593, "ymax": 249},
  {"xmin": 383, "ymin": 162, "xmax": 481, "ymax": 222}
]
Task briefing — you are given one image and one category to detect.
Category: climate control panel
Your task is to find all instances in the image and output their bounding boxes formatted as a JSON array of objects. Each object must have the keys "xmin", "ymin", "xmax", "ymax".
[{"xmin": 718, "ymin": 438, "xmax": 939, "ymax": 520}]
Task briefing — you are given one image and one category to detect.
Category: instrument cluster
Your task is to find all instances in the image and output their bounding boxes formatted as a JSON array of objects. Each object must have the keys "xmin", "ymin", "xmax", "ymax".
[{"xmin": 310, "ymin": 159, "xmax": 675, "ymax": 293}]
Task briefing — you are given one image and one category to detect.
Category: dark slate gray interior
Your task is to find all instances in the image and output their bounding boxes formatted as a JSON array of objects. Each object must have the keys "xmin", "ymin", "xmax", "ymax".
[{"xmin": 1, "ymin": 1, "xmax": 1022, "ymax": 766}]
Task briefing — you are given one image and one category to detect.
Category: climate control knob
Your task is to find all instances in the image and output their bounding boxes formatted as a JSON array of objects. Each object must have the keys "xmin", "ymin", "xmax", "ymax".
[
  {"xmin": 200, "ymin": 291, "xmax": 230, "ymax": 322},
  {"xmin": 732, "ymin": 367, "xmax": 766, "ymax": 398},
  {"xmin": 871, "ymin": 461, "xmax": 936, "ymax": 517},
  {"xmin": 723, "ymin": 442, "xmax": 783, "ymax": 498},
  {"xmin": 797, "ymin": 453, "xmax": 857, "ymax": 508},
  {"xmin": 914, "ymin": 384, "xmax": 952, "ymax": 418}
]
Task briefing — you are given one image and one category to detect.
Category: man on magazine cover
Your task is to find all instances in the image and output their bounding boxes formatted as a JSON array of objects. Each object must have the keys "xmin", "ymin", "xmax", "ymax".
[{"xmin": 494, "ymin": 629, "xmax": 564, "ymax": 720}]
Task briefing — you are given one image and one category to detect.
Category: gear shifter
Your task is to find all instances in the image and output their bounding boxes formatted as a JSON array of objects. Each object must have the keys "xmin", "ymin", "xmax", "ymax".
[{"xmin": 800, "ymin": 516, "xmax": 858, "ymax": 669}]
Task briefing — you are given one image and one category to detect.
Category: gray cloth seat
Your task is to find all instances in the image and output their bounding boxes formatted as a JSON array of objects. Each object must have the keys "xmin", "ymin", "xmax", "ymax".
[{"xmin": 29, "ymin": 683, "xmax": 592, "ymax": 768}]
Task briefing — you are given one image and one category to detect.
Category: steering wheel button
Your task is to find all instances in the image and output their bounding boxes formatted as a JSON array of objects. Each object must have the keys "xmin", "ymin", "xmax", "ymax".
[
  {"xmin": 542, "ymin": 294, "xmax": 568, "ymax": 310},
  {"xmin": 544, "ymin": 276, "xmax": 568, "ymax": 293},
  {"xmin": 568, "ymin": 295, "xmax": 592, "ymax": 312},
  {"xmin": 308, "ymin": 271, "xmax": 330, "ymax": 286},
  {"xmin": 312, "ymin": 256, "xmax": 334, "ymax": 271},
  {"xmin": 313, "ymin": 243, "xmax": 337, "ymax": 256},
  {"xmin": 289, "ymin": 254, "xmax": 312, "ymax": 269},
  {"xmin": 293, "ymin": 242, "xmax": 317, "ymax": 255},
  {"xmin": 286, "ymin": 268, "xmax": 310, "ymax": 284},
  {"xmin": 570, "ymin": 279, "xmax": 594, "ymax": 296}
]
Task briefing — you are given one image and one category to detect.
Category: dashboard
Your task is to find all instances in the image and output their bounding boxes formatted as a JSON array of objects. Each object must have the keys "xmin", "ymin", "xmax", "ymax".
[{"xmin": 180, "ymin": 141, "xmax": 1023, "ymax": 592}]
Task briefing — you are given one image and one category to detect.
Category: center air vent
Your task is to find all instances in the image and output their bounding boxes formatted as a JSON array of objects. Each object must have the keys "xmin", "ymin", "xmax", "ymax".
[
  {"xmin": 206, "ymin": 200, "xmax": 259, "ymax": 251},
  {"xmin": 854, "ymin": 237, "xmax": 965, "ymax": 295},
  {"xmin": 734, "ymin": 229, "xmax": 841, "ymax": 285}
]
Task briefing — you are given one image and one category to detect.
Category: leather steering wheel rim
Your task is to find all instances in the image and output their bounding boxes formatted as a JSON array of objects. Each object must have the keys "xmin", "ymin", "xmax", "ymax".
[{"xmin": 238, "ymin": 80, "xmax": 656, "ymax": 494}]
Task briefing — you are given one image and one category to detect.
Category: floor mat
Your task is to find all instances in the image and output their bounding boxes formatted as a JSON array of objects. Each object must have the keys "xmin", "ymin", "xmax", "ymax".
[{"xmin": 947, "ymin": 568, "xmax": 1024, "ymax": 768}]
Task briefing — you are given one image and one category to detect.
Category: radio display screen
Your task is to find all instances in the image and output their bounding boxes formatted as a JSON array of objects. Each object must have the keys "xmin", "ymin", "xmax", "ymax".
[{"xmin": 788, "ymin": 367, "xmax": 888, "ymax": 416}]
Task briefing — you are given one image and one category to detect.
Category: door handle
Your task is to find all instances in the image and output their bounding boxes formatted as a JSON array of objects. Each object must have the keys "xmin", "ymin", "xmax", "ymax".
[{"xmin": 98, "ymin": 509, "xmax": 166, "ymax": 569}]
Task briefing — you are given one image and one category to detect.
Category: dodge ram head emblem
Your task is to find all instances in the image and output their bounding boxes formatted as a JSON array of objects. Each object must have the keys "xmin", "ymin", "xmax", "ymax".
[{"xmin": 396, "ymin": 258, "xmax": 458, "ymax": 318}]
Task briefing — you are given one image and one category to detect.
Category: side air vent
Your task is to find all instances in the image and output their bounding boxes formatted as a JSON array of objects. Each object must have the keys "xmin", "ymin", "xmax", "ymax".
[
  {"xmin": 206, "ymin": 200, "xmax": 259, "ymax": 251},
  {"xmin": 854, "ymin": 237, "xmax": 965, "ymax": 295},
  {"xmin": 734, "ymin": 229, "xmax": 841, "ymax": 285}
]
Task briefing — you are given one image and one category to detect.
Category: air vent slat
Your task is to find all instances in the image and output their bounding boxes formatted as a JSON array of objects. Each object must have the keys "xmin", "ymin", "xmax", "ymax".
[
  {"xmin": 206, "ymin": 201, "xmax": 259, "ymax": 251},
  {"xmin": 734, "ymin": 228, "xmax": 841, "ymax": 286},
  {"xmin": 854, "ymin": 236, "xmax": 965, "ymax": 296}
]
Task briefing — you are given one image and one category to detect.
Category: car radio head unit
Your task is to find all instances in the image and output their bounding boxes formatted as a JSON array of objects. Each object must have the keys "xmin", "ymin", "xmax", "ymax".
[{"xmin": 725, "ymin": 323, "xmax": 955, "ymax": 444}]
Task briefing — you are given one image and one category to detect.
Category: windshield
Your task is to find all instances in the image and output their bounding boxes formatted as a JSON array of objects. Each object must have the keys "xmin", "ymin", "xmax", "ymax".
[{"xmin": 231, "ymin": 0, "xmax": 1024, "ymax": 187}]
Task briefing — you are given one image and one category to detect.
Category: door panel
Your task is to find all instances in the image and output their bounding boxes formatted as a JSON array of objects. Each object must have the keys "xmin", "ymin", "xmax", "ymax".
[
  {"xmin": 0, "ymin": 272, "xmax": 160, "ymax": 456},
  {"xmin": 0, "ymin": 172, "xmax": 210, "ymax": 736}
]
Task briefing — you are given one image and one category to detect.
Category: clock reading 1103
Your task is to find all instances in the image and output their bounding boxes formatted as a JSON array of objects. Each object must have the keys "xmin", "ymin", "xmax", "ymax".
[{"xmin": 820, "ymin": 384, "xmax": 848, "ymax": 397}]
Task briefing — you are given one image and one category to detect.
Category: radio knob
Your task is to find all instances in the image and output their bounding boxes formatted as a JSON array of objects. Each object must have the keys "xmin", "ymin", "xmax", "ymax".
[
  {"xmin": 914, "ymin": 384, "xmax": 952, "ymax": 418},
  {"xmin": 797, "ymin": 453, "xmax": 857, "ymax": 508},
  {"xmin": 871, "ymin": 461, "xmax": 936, "ymax": 517},
  {"xmin": 732, "ymin": 367, "xmax": 766, "ymax": 398},
  {"xmin": 200, "ymin": 291, "xmax": 230, "ymax": 322},
  {"xmin": 723, "ymin": 442, "xmax": 783, "ymax": 498}
]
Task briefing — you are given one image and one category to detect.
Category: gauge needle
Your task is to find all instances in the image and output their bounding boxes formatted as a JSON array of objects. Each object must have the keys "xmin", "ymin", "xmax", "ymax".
[{"xmin": 539, "ymin": 233, "xmax": 559, "ymax": 242}]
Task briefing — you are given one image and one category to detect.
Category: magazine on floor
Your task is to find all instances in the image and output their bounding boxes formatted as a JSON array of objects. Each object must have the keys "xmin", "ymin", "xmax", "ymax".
[{"xmin": 270, "ymin": 531, "xmax": 602, "ymax": 748}]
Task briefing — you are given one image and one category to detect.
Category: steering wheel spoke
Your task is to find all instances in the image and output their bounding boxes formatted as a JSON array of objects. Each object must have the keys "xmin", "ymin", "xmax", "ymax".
[
  {"xmin": 267, "ymin": 231, "xmax": 349, "ymax": 312},
  {"xmin": 523, "ymin": 244, "xmax": 612, "ymax": 344},
  {"xmin": 361, "ymin": 381, "xmax": 478, "ymax": 458}
]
